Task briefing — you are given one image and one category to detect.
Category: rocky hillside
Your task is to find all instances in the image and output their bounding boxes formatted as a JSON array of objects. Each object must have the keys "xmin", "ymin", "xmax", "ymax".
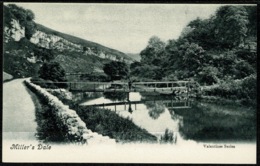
[{"xmin": 3, "ymin": 4, "xmax": 133, "ymax": 79}]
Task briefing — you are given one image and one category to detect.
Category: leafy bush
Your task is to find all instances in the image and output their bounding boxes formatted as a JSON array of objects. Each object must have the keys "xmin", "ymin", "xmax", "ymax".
[
  {"xmin": 76, "ymin": 106, "xmax": 157, "ymax": 143},
  {"xmin": 80, "ymin": 72, "xmax": 109, "ymax": 82},
  {"xmin": 160, "ymin": 129, "xmax": 175, "ymax": 143},
  {"xmin": 38, "ymin": 62, "xmax": 68, "ymax": 88},
  {"xmin": 103, "ymin": 61, "xmax": 129, "ymax": 81},
  {"xmin": 234, "ymin": 60, "xmax": 255, "ymax": 79},
  {"xmin": 202, "ymin": 74, "xmax": 256, "ymax": 106},
  {"xmin": 31, "ymin": 77, "xmax": 60, "ymax": 89},
  {"xmin": 25, "ymin": 80, "xmax": 115, "ymax": 144},
  {"xmin": 197, "ymin": 66, "xmax": 219, "ymax": 85}
]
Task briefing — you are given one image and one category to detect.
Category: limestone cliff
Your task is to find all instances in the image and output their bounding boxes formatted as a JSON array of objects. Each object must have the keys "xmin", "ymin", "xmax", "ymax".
[
  {"xmin": 4, "ymin": 19, "xmax": 25, "ymax": 42},
  {"xmin": 30, "ymin": 30, "xmax": 83, "ymax": 52},
  {"xmin": 5, "ymin": 19, "xmax": 130, "ymax": 62}
]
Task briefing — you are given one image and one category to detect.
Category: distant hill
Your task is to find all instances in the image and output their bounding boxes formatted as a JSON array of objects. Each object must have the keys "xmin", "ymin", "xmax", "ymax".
[
  {"xmin": 36, "ymin": 24, "xmax": 132, "ymax": 61},
  {"xmin": 126, "ymin": 53, "xmax": 141, "ymax": 62},
  {"xmin": 3, "ymin": 4, "xmax": 134, "ymax": 80}
]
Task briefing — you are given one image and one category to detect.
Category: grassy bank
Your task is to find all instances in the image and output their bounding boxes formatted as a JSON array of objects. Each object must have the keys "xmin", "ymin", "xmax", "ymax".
[
  {"xmin": 200, "ymin": 75, "xmax": 256, "ymax": 107},
  {"xmin": 75, "ymin": 106, "xmax": 157, "ymax": 143},
  {"xmin": 24, "ymin": 82, "xmax": 69, "ymax": 143},
  {"xmin": 32, "ymin": 81, "xmax": 158, "ymax": 143}
]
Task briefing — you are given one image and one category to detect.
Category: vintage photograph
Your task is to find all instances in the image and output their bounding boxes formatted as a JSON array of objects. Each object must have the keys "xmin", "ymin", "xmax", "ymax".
[{"xmin": 2, "ymin": 2, "xmax": 257, "ymax": 163}]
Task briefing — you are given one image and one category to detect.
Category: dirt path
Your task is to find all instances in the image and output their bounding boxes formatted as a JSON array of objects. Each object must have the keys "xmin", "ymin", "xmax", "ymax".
[{"xmin": 3, "ymin": 78, "xmax": 38, "ymax": 141}]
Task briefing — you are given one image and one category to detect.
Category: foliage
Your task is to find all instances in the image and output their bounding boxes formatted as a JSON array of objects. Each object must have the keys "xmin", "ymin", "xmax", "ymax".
[
  {"xmin": 214, "ymin": 6, "xmax": 249, "ymax": 48},
  {"xmin": 25, "ymin": 80, "xmax": 89, "ymax": 143},
  {"xmin": 76, "ymin": 106, "xmax": 157, "ymax": 143},
  {"xmin": 130, "ymin": 5, "xmax": 256, "ymax": 101},
  {"xmin": 202, "ymin": 74, "xmax": 256, "ymax": 106},
  {"xmin": 103, "ymin": 61, "xmax": 129, "ymax": 80},
  {"xmin": 103, "ymin": 92, "xmax": 128, "ymax": 101},
  {"xmin": 5, "ymin": 4, "xmax": 36, "ymax": 39},
  {"xmin": 233, "ymin": 60, "xmax": 255, "ymax": 79},
  {"xmin": 131, "ymin": 63, "xmax": 163, "ymax": 80},
  {"xmin": 235, "ymin": 49, "xmax": 256, "ymax": 68},
  {"xmin": 140, "ymin": 36, "xmax": 166, "ymax": 66},
  {"xmin": 145, "ymin": 101, "xmax": 165, "ymax": 120},
  {"xmin": 4, "ymin": 4, "xmax": 133, "ymax": 82},
  {"xmin": 160, "ymin": 129, "xmax": 175, "ymax": 143},
  {"xmin": 80, "ymin": 72, "xmax": 109, "ymax": 82},
  {"xmin": 34, "ymin": 47, "xmax": 55, "ymax": 62},
  {"xmin": 3, "ymin": 40, "xmax": 40, "ymax": 78},
  {"xmin": 197, "ymin": 66, "xmax": 219, "ymax": 85},
  {"xmin": 38, "ymin": 62, "xmax": 68, "ymax": 88}
]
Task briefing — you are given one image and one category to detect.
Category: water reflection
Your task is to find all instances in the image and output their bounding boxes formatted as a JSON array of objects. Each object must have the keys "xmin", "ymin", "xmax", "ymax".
[
  {"xmin": 80, "ymin": 91, "xmax": 256, "ymax": 143},
  {"xmin": 81, "ymin": 92, "xmax": 185, "ymax": 142},
  {"xmin": 103, "ymin": 91, "xmax": 128, "ymax": 102},
  {"xmin": 145, "ymin": 101, "xmax": 165, "ymax": 120},
  {"xmin": 175, "ymin": 102, "xmax": 256, "ymax": 142}
]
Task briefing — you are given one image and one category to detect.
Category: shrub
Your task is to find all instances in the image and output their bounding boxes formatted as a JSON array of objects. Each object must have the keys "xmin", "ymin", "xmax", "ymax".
[
  {"xmin": 103, "ymin": 61, "xmax": 129, "ymax": 81},
  {"xmin": 202, "ymin": 74, "xmax": 256, "ymax": 106},
  {"xmin": 160, "ymin": 129, "xmax": 175, "ymax": 143},
  {"xmin": 38, "ymin": 62, "xmax": 68, "ymax": 88},
  {"xmin": 25, "ymin": 80, "xmax": 115, "ymax": 144}
]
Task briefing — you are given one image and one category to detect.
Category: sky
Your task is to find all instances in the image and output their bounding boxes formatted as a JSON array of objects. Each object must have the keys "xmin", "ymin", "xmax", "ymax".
[{"xmin": 9, "ymin": 3, "xmax": 226, "ymax": 53}]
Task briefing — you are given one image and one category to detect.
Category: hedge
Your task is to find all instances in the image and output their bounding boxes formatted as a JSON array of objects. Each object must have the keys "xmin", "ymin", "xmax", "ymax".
[{"xmin": 25, "ymin": 80, "xmax": 115, "ymax": 144}]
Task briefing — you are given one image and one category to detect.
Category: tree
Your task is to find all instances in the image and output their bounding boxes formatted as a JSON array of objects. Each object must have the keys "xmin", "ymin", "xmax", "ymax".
[
  {"xmin": 25, "ymin": 21, "xmax": 36, "ymax": 39},
  {"xmin": 244, "ymin": 6, "xmax": 257, "ymax": 37},
  {"xmin": 234, "ymin": 60, "xmax": 255, "ymax": 79},
  {"xmin": 103, "ymin": 61, "xmax": 129, "ymax": 81},
  {"xmin": 34, "ymin": 47, "xmax": 55, "ymax": 62},
  {"xmin": 197, "ymin": 66, "xmax": 219, "ymax": 85},
  {"xmin": 140, "ymin": 36, "xmax": 166, "ymax": 66},
  {"xmin": 130, "ymin": 64, "xmax": 162, "ymax": 80},
  {"xmin": 184, "ymin": 17, "xmax": 216, "ymax": 49},
  {"xmin": 6, "ymin": 4, "xmax": 36, "ymax": 40},
  {"xmin": 39, "ymin": 62, "xmax": 66, "ymax": 82},
  {"xmin": 214, "ymin": 6, "xmax": 249, "ymax": 48}
]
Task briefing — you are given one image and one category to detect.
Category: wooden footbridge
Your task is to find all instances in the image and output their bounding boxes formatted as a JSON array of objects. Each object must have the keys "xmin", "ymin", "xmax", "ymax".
[{"xmin": 68, "ymin": 81, "xmax": 193, "ymax": 94}]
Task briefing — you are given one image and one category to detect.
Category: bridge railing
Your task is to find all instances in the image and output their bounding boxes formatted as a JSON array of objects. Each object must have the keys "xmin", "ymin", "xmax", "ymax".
[{"xmin": 31, "ymin": 80, "xmax": 198, "ymax": 93}]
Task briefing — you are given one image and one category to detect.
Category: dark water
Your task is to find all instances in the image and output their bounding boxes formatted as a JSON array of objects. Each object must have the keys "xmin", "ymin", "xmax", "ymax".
[{"xmin": 80, "ymin": 91, "xmax": 256, "ymax": 143}]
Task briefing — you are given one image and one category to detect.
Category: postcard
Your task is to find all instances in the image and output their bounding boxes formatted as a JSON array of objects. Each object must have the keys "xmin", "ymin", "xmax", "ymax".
[{"xmin": 2, "ymin": 2, "xmax": 257, "ymax": 164}]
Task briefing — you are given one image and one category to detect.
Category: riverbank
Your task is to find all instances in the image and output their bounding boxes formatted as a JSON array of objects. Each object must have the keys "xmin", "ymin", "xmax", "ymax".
[
  {"xmin": 27, "ymin": 80, "xmax": 157, "ymax": 143},
  {"xmin": 198, "ymin": 75, "xmax": 256, "ymax": 108}
]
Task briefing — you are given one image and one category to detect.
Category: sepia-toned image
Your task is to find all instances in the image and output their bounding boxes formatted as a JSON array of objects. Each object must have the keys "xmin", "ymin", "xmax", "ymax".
[{"xmin": 2, "ymin": 2, "xmax": 257, "ymax": 164}]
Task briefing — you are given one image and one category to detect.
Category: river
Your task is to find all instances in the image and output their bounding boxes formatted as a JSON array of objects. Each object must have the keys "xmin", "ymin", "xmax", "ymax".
[{"xmin": 80, "ymin": 91, "xmax": 256, "ymax": 144}]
